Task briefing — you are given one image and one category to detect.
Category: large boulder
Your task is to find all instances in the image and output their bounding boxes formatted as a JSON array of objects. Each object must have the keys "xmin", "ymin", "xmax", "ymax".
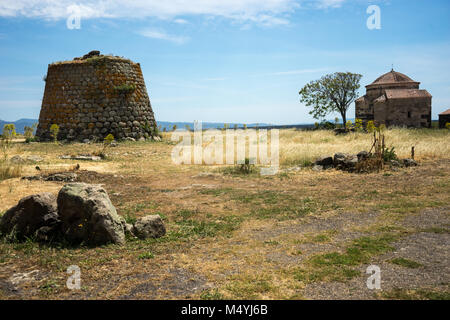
[
  {"xmin": 132, "ymin": 215, "xmax": 166, "ymax": 239},
  {"xmin": 57, "ymin": 183, "xmax": 125, "ymax": 245},
  {"xmin": 0, "ymin": 193, "xmax": 60, "ymax": 241}
]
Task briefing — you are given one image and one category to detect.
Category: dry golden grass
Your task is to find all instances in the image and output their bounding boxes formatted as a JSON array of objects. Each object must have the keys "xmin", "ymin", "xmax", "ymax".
[
  {"xmin": 279, "ymin": 128, "xmax": 450, "ymax": 166},
  {"xmin": 0, "ymin": 128, "xmax": 449, "ymax": 300}
]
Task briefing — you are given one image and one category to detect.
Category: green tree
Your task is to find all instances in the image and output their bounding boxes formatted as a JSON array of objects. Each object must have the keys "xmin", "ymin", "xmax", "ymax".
[
  {"xmin": 299, "ymin": 72, "xmax": 362, "ymax": 129},
  {"xmin": 24, "ymin": 123, "xmax": 37, "ymax": 142},
  {"xmin": 2, "ymin": 124, "xmax": 16, "ymax": 141},
  {"xmin": 1, "ymin": 124, "xmax": 16, "ymax": 160}
]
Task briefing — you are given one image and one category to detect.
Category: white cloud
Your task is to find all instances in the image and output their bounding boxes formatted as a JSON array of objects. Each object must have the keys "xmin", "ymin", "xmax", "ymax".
[
  {"xmin": 138, "ymin": 28, "xmax": 189, "ymax": 44},
  {"xmin": 173, "ymin": 18, "xmax": 189, "ymax": 24},
  {"xmin": 0, "ymin": 1, "xmax": 346, "ymax": 26},
  {"xmin": 315, "ymin": 0, "xmax": 346, "ymax": 9}
]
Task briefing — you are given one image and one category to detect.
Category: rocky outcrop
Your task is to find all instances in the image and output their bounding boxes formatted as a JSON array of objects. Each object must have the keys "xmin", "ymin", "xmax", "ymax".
[
  {"xmin": 313, "ymin": 151, "xmax": 418, "ymax": 173},
  {"xmin": 57, "ymin": 183, "xmax": 125, "ymax": 245},
  {"xmin": 0, "ymin": 193, "xmax": 60, "ymax": 241}
]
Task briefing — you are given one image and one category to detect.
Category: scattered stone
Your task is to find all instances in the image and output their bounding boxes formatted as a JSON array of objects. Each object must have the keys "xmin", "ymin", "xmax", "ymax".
[
  {"xmin": 26, "ymin": 155, "xmax": 44, "ymax": 163},
  {"xmin": 312, "ymin": 165, "xmax": 323, "ymax": 172},
  {"xmin": 8, "ymin": 270, "xmax": 41, "ymax": 289},
  {"xmin": 315, "ymin": 156, "xmax": 333, "ymax": 167},
  {"xmin": 132, "ymin": 215, "xmax": 166, "ymax": 240},
  {"xmin": 60, "ymin": 155, "xmax": 101, "ymax": 161},
  {"xmin": 124, "ymin": 137, "xmax": 136, "ymax": 142},
  {"xmin": 21, "ymin": 175, "xmax": 42, "ymax": 181},
  {"xmin": 57, "ymin": 183, "xmax": 125, "ymax": 245},
  {"xmin": 0, "ymin": 193, "xmax": 60, "ymax": 241},
  {"xmin": 153, "ymin": 136, "xmax": 162, "ymax": 142},
  {"xmin": 21, "ymin": 172, "xmax": 77, "ymax": 182},
  {"xmin": 45, "ymin": 172, "xmax": 77, "ymax": 182},
  {"xmin": 403, "ymin": 158, "xmax": 418, "ymax": 167},
  {"xmin": 357, "ymin": 151, "xmax": 370, "ymax": 161},
  {"xmin": 333, "ymin": 153, "xmax": 348, "ymax": 166},
  {"xmin": 390, "ymin": 159, "xmax": 402, "ymax": 167}
]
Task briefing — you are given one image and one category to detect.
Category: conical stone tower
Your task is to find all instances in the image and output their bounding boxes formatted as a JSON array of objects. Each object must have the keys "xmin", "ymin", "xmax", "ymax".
[{"xmin": 36, "ymin": 51, "xmax": 158, "ymax": 142}]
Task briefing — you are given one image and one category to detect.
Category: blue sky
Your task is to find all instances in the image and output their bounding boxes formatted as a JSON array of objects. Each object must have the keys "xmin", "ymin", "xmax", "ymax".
[{"xmin": 0, "ymin": 0, "xmax": 449, "ymax": 124}]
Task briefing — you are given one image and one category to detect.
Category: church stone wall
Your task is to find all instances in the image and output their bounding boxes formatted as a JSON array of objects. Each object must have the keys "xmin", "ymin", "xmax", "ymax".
[{"xmin": 36, "ymin": 53, "xmax": 157, "ymax": 142}]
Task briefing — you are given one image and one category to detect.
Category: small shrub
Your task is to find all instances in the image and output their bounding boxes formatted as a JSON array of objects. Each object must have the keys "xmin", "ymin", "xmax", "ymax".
[
  {"xmin": 138, "ymin": 252, "xmax": 154, "ymax": 260},
  {"xmin": 446, "ymin": 122, "xmax": 450, "ymax": 130},
  {"xmin": 113, "ymin": 84, "xmax": 136, "ymax": 94},
  {"xmin": 382, "ymin": 146, "xmax": 398, "ymax": 162},
  {"xmin": 354, "ymin": 118, "xmax": 363, "ymax": 132},
  {"xmin": 366, "ymin": 120, "xmax": 375, "ymax": 133},
  {"xmin": 238, "ymin": 158, "xmax": 255, "ymax": 174},
  {"xmin": 345, "ymin": 120, "xmax": 353, "ymax": 130},
  {"xmin": 49, "ymin": 124, "xmax": 59, "ymax": 143},
  {"xmin": 1, "ymin": 124, "xmax": 16, "ymax": 160},
  {"xmin": 24, "ymin": 123, "xmax": 37, "ymax": 142}
]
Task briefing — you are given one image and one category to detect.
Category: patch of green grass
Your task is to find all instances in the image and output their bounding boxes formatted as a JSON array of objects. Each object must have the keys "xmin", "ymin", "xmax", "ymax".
[
  {"xmin": 138, "ymin": 252, "xmax": 154, "ymax": 260},
  {"xmin": 123, "ymin": 213, "xmax": 137, "ymax": 224},
  {"xmin": 380, "ymin": 288, "xmax": 450, "ymax": 300},
  {"xmin": 294, "ymin": 266, "xmax": 360, "ymax": 283},
  {"xmin": 226, "ymin": 276, "xmax": 273, "ymax": 299},
  {"xmin": 177, "ymin": 209, "xmax": 197, "ymax": 219},
  {"xmin": 376, "ymin": 225, "xmax": 407, "ymax": 233},
  {"xmin": 39, "ymin": 279, "xmax": 60, "ymax": 295},
  {"xmin": 198, "ymin": 187, "xmax": 234, "ymax": 197},
  {"xmin": 294, "ymin": 233, "xmax": 399, "ymax": 283},
  {"xmin": 200, "ymin": 289, "xmax": 225, "ymax": 300},
  {"xmin": 252, "ymin": 197, "xmax": 319, "ymax": 220},
  {"xmin": 376, "ymin": 199, "xmax": 447, "ymax": 214},
  {"xmin": 420, "ymin": 227, "xmax": 450, "ymax": 234},
  {"xmin": 152, "ymin": 215, "xmax": 243, "ymax": 243},
  {"xmin": 389, "ymin": 258, "xmax": 423, "ymax": 269}
]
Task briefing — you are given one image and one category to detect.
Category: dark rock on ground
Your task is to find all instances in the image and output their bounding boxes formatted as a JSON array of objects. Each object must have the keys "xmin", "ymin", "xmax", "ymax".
[
  {"xmin": 132, "ymin": 215, "xmax": 166, "ymax": 239},
  {"xmin": 315, "ymin": 156, "xmax": 333, "ymax": 167},
  {"xmin": 45, "ymin": 172, "xmax": 77, "ymax": 182},
  {"xmin": 357, "ymin": 151, "xmax": 370, "ymax": 161},
  {"xmin": 403, "ymin": 158, "xmax": 418, "ymax": 167},
  {"xmin": 0, "ymin": 193, "xmax": 60, "ymax": 241}
]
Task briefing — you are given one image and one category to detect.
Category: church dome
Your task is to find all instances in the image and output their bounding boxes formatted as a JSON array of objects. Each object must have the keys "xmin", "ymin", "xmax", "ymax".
[{"xmin": 366, "ymin": 70, "xmax": 420, "ymax": 89}]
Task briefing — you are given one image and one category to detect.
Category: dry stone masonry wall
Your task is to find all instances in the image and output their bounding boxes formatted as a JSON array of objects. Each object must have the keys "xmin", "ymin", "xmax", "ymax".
[{"xmin": 36, "ymin": 51, "xmax": 158, "ymax": 142}]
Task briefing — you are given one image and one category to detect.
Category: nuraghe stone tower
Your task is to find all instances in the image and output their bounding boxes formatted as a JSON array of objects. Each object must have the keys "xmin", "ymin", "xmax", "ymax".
[{"xmin": 36, "ymin": 51, "xmax": 158, "ymax": 141}]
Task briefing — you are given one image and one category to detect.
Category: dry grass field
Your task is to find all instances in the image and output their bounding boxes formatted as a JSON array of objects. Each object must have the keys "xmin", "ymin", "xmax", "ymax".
[{"xmin": 0, "ymin": 127, "xmax": 449, "ymax": 300}]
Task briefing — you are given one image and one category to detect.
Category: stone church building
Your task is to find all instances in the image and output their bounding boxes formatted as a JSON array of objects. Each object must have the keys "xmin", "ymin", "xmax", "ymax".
[{"xmin": 355, "ymin": 70, "xmax": 432, "ymax": 128}]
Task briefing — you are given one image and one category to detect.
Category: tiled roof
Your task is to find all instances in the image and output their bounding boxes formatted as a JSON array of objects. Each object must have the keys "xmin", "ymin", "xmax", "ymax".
[
  {"xmin": 384, "ymin": 89, "xmax": 431, "ymax": 99},
  {"xmin": 371, "ymin": 70, "xmax": 417, "ymax": 85},
  {"xmin": 439, "ymin": 109, "xmax": 450, "ymax": 115}
]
